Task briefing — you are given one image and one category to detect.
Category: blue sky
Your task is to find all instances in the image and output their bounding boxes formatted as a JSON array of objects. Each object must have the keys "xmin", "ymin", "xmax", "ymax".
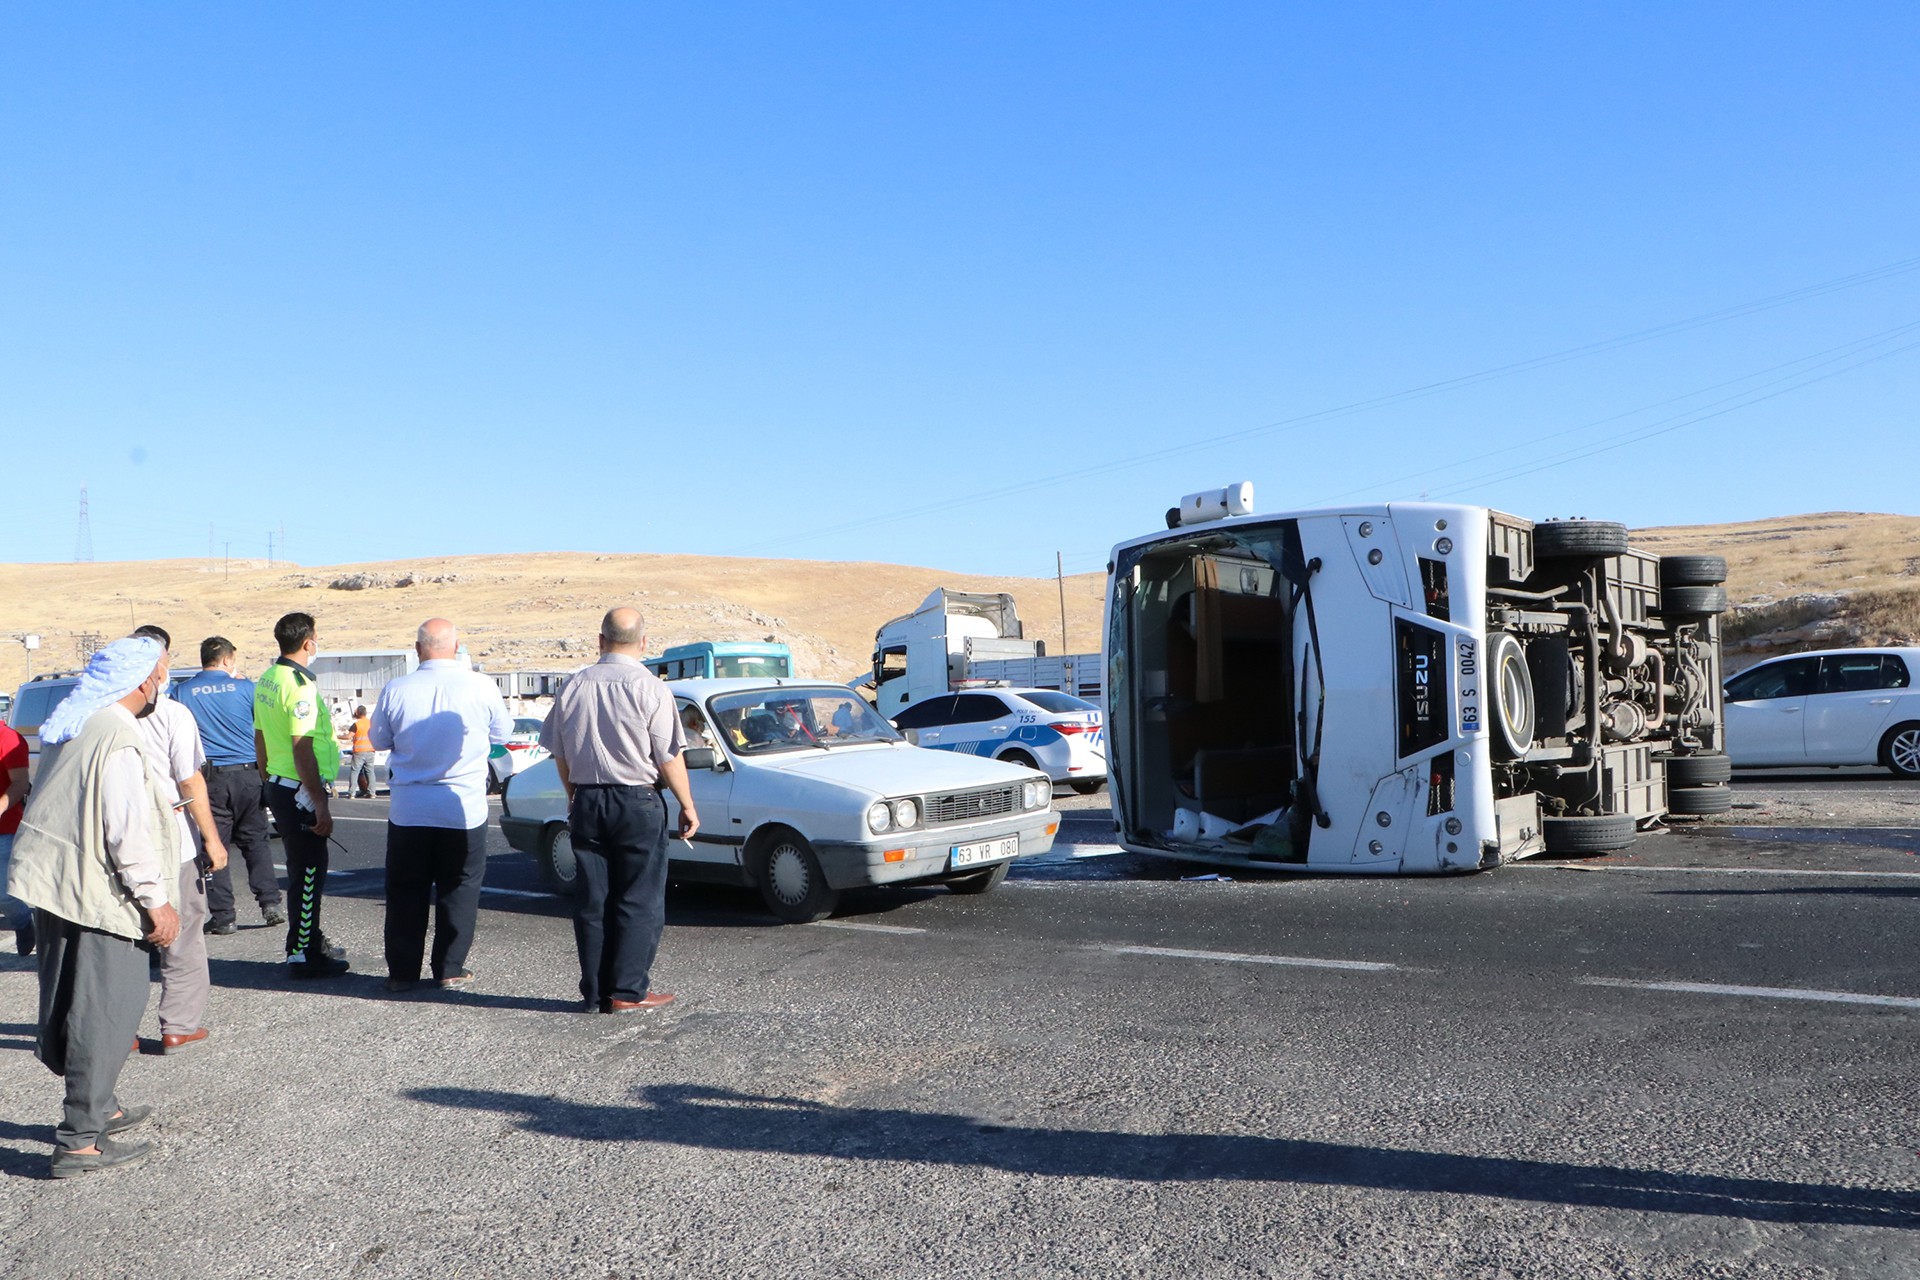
[{"xmin": 3, "ymin": 3, "xmax": 1915, "ymax": 578}]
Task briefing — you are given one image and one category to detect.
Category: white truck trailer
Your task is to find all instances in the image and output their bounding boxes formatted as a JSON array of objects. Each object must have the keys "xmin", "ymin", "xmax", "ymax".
[
  {"xmin": 871, "ymin": 588, "xmax": 1101, "ymax": 717},
  {"xmin": 1102, "ymin": 483, "xmax": 1729, "ymax": 873}
]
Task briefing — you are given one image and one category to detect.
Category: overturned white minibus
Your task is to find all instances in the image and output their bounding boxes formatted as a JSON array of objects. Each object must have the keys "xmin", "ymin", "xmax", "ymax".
[{"xmin": 1103, "ymin": 484, "xmax": 1728, "ymax": 873}]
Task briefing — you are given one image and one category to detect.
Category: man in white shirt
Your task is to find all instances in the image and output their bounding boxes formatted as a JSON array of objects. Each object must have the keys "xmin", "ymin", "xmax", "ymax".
[
  {"xmin": 131, "ymin": 626, "xmax": 230, "ymax": 1054},
  {"xmin": 7, "ymin": 636, "xmax": 181, "ymax": 1177},
  {"xmin": 369, "ymin": 618, "xmax": 512, "ymax": 992}
]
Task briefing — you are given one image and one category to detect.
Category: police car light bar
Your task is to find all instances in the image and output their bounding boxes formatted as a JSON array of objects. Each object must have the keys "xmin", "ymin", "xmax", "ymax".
[{"xmin": 1166, "ymin": 482, "xmax": 1254, "ymax": 529}]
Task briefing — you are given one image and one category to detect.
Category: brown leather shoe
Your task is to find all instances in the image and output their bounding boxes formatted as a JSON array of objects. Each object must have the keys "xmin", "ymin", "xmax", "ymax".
[
  {"xmin": 605, "ymin": 992, "xmax": 675, "ymax": 1013},
  {"xmin": 161, "ymin": 1028, "xmax": 210, "ymax": 1055}
]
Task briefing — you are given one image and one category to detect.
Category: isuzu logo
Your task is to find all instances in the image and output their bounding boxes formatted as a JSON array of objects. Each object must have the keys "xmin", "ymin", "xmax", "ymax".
[{"xmin": 1396, "ymin": 619, "xmax": 1450, "ymax": 758}]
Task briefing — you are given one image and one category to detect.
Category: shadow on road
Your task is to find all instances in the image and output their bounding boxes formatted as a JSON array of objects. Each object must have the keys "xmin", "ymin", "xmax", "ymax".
[
  {"xmin": 205, "ymin": 958, "xmax": 583, "ymax": 1014},
  {"xmin": 408, "ymin": 1082, "xmax": 1920, "ymax": 1229}
]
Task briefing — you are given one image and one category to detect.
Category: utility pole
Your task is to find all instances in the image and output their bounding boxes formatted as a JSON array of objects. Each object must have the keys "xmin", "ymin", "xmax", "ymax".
[
  {"xmin": 1056, "ymin": 551, "xmax": 1069, "ymax": 654},
  {"xmin": 268, "ymin": 531, "xmax": 274, "ymax": 566},
  {"xmin": 224, "ymin": 541, "xmax": 231, "ymax": 582},
  {"xmin": 76, "ymin": 485, "xmax": 93, "ymax": 562}
]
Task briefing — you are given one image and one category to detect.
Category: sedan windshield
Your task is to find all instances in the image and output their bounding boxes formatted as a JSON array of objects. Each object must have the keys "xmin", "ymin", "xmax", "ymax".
[{"xmin": 709, "ymin": 689, "xmax": 899, "ymax": 754}]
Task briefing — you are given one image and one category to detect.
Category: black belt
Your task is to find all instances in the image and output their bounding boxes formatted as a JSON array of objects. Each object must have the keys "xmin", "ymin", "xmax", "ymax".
[{"xmin": 207, "ymin": 763, "xmax": 258, "ymax": 773}]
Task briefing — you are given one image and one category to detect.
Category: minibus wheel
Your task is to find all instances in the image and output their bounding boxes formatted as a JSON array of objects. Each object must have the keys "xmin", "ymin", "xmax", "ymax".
[
  {"xmin": 1488, "ymin": 633, "xmax": 1535, "ymax": 758},
  {"xmin": 1534, "ymin": 520, "xmax": 1629, "ymax": 559},
  {"xmin": 1659, "ymin": 555, "xmax": 1728, "ymax": 588},
  {"xmin": 538, "ymin": 823, "xmax": 579, "ymax": 894},
  {"xmin": 1541, "ymin": 813, "xmax": 1635, "ymax": 855},
  {"xmin": 1663, "ymin": 753, "xmax": 1732, "ymax": 788},
  {"xmin": 1658, "ymin": 585, "xmax": 1729, "ymax": 617},
  {"xmin": 1666, "ymin": 785, "xmax": 1733, "ymax": 816}
]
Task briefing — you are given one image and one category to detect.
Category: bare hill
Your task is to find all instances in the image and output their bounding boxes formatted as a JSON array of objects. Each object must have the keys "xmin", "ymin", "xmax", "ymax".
[
  {"xmin": 0, "ymin": 552, "xmax": 1108, "ymax": 693},
  {"xmin": 1631, "ymin": 512, "xmax": 1920, "ymax": 664},
  {"xmin": 2, "ymin": 511, "xmax": 1913, "ymax": 692}
]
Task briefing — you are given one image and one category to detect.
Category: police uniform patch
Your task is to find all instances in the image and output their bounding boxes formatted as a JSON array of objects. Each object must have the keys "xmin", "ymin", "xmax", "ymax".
[{"xmin": 295, "ymin": 700, "xmax": 313, "ymax": 718}]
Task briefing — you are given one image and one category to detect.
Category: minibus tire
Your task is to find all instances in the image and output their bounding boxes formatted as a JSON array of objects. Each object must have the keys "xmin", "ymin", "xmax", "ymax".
[
  {"xmin": 1534, "ymin": 520, "xmax": 1629, "ymax": 559},
  {"xmin": 946, "ymin": 862, "xmax": 1010, "ymax": 895},
  {"xmin": 1541, "ymin": 814, "xmax": 1636, "ymax": 855},
  {"xmin": 1666, "ymin": 785, "xmax": 1733, "ymax": 816},
  {"xmin": 1658, "ymin": 585, "xmax": 1729, "ymax": 617},
  {"xmin": 1489, "ymin": 633, "xmax": 1535, "ymax": 758},
  {"xmin": 1659, "ymin": 555, "xmax": 1728, "ymax": 588},
  {"xmin": 1663, "ymin": 753, "xmax": 1732, "ymax": 787}
]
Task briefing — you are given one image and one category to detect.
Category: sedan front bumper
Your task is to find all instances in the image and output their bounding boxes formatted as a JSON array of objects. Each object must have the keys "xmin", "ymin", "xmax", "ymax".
[{"xmin": 814, "ymin": 812, "xmax": 1059, "ymax": 889}]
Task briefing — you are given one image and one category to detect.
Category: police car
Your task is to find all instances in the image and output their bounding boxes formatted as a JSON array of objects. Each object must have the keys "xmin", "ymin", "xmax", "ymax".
[{"xmin": 889, "ymin": 688, "xmax": 1107, "ymax": 794}]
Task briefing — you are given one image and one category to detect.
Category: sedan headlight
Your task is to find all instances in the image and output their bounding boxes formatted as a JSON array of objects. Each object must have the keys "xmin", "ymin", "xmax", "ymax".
[
  {"xmin": 891, "ymin": 799, "xmax": 919, "ymax": 830},
  {"xmin": 867, "ymin": 801, "xmax": 893, "ymax": 834},
  {"xmin": 1023, "ymin": 779, "xmax": 1048, "ymax": 810}
]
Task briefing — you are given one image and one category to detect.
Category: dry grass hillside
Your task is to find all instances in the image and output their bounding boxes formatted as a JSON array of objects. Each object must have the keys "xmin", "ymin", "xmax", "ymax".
[
  {"xmin": 1632, "ymin": 512, "xmax": 1920, "ymax": 665},
  {"xmin": 0, "ymin": 553, "xmax": 1109, "ymax": 694},
  {"xmin": 2, "ymin": 510, "xmax": 1913, "ymax": 692}
]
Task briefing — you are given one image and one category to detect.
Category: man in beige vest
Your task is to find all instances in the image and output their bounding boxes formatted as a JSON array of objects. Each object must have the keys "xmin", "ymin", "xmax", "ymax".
[{"xmin": 6, "ymin": 636, "xmax": 182, "ymax": 1178}]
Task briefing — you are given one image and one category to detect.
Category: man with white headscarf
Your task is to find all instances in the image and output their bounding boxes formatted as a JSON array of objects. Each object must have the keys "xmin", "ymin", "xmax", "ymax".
[{"xmin": 6, "ymin": 636, "xmax": 182, "ymax": 1178}]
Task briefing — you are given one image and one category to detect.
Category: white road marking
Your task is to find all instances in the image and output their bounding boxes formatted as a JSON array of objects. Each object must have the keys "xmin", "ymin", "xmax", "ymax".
[
  {"xmin": 323, "ymin": 815, "xmax": 389, "ymax": 823},
  {"xmin": 1581, "ymin": 978, "xmax": 1920, "ymax": 1010},
  {"xmin": 809, "ymin": 920, "xmax": 926, "ymax": 935},
  {"xmin": 480, "ymin": 886, "xmax": 556, "ymax": 900},
  {"xmin": 1096, "ymin": 944, "xmax": 1396, "ymax": 972},
  {"xmin": 1522, "ymin": 863, "xmax": 1920, "ymax": 880},
  {"xmin": 1066, "ymin": 844, "xmax": 1125, "ymax": 859}
]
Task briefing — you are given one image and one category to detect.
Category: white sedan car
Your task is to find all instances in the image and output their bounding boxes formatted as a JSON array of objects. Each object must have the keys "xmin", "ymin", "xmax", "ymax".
[
  {"xmin": 499, "ymin": 678, "xmax": 1058, "ymax": 922},
  {"xmin": 890, "ymin": 688, "xmax": 1108, "ymax": 794},
  {"xmin": 1723, "ymin": 647, "xmax": 1920, "ymax": 777}
]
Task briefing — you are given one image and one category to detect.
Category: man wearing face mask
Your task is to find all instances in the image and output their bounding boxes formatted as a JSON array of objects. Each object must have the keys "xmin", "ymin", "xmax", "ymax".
[
  {"xmin": 254, "ymin": 612, "xmax": 349, "ymax": 979},
  {"xmin": 5, "ymin": 635, "xmax": 181, "ymax": 1177}
]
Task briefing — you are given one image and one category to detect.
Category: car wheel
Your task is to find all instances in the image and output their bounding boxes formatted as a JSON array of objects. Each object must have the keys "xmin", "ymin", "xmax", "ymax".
[
  {"xmin": 1659, "ymin": 585, "xmax": 1729, "ymax": 617},
  {"xmin": 1541, "ymin": 814, "xmax": 1636, "ymax": 856},
  {"xmin": 754, "ymin": 829, "xmax": 839, "ymax": 924},
  {"xmin": 1663, "ymin": 753, "xmax": 1733, "ymax": 788},
  {"xmin": 538, "ymin": 823, "xmax": 578, "ymax": 895},
  {"xmin": 1069, "ymin": 779, "xmax": 1106, "ymax": 795},
  {"xmin": 1534, "ymin": 520, "xmax": 1629, "ymax": 559},
  {"xmin": 1659, "ymin": 555, "xmax": 1728, "ymax": 588},
  {"xmin": 1881, "ymin": 722, "xmax": 1920, "ymax": 780},
  {"xmin": 946, "ymin": 862, "xmax": 1010, "ymax": 895},
  {"xmin": 1666, "ymin": 785, "xmax": 1733, "ymax": 816},
  {"xmin": 1001, "ymin": 749, "xmax": 1038, "ymax": 770}
]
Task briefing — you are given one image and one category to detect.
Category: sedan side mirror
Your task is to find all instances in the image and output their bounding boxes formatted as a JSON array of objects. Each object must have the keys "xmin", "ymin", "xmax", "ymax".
[{"xmin": 683, "ymin": 747, "xmax": 718, "ymax": 771}]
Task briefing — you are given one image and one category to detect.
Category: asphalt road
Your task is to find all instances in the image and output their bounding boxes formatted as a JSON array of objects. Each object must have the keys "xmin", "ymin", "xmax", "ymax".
[{"xmin": 1, "ymin": 775, "xmax": 1916, "ymax": 1278}]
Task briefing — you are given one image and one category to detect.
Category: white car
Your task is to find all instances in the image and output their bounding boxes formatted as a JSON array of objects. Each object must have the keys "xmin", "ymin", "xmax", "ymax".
[
  {"xmin": 1724, "ymin": 648, "xmax": 1920, "ymax": 777},
  {"xmin": 499, "ymin": 678, "xmax": 1058, "ymax": 922},
  {"xmin": 487, "ymin": 716, "xmax": 551, "ymax": 794},
  {"xmin": 890, "ymin": 688, "xmax": 1108, "ymax": 794}
]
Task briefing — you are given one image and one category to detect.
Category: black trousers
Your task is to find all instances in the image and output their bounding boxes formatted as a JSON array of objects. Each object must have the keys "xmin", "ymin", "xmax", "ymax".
[
  {"xmin": 264, "ymin": 779, "xmax": 332, "ymax": 958},
  {"xmin": 383, "ymin": 822, "xmax": 488, "ymax": 982},
  {"xmin": 204, "ymin": 767, "xmax": 281, "ymax": 925},
  {"xmin": 569, "ymin": 784, "xmax": 669, "ymax": 1006}
]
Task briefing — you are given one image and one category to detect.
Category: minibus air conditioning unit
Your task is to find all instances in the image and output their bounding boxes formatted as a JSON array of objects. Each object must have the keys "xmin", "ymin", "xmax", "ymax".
[{"xmin": 1166, "ymin": 482, "xmax": 1254, "ymax": 529}]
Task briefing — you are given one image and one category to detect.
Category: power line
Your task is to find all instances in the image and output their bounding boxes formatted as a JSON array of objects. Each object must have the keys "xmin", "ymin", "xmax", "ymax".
[
  {"xmin": 1427, "ymin": 336, "xmax": 1920, "ymax": 499},
  {"xmin": 726, "ymin": 252, "xmax": 1920, "ymax": 556},
  {"xmin": 1308, "ymin": 317, "xmax": 1920, "ymax": 507}
]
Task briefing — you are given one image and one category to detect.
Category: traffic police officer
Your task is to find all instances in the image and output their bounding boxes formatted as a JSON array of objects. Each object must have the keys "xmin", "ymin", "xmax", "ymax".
[
  {"xmin": 176, "ymin": 636, "xmax": 285, "ymax": 933},
  {"xmin": 254, "ymin": 612, "xmax": 349, "ymax": 979}
]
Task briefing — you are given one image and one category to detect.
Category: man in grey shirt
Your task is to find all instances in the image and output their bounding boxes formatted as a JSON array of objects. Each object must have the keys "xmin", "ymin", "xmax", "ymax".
[{"xmin": 540, "ymin": 608, "xmax": 697, "ymax": 1013}]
